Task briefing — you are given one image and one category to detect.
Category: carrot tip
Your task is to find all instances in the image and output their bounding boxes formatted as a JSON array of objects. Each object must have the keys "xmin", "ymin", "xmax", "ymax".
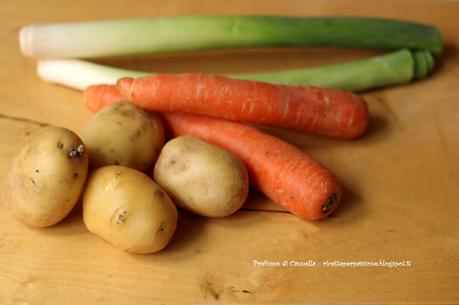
[
  {"xmin": 322, "ymin": 193, "xmax": 339, "ymax": 215},
  {"xmin": 84, "ymin": 84, "xmax": 125, "ymax": 112}
]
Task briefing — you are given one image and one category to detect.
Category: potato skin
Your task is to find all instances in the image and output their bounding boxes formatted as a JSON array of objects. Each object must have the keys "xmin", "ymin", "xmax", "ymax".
[
  {"xmin": 154, "ymin": 135, "xmax": 249, "ymax": 217},
  {"xmin": 4, "ymin": 126, "xmax": 88, "ymax": 227},
  {"xmin": 83, "ymin": 165, "xmax": 178, "ymax": 254},
  {"xmin": 82, "ymin": 102, "xmax": 164, "ymax": 172}
]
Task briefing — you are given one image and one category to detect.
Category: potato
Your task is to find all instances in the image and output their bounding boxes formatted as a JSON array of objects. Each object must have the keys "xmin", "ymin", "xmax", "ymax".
[
  {"xmin": 83, "ymin": 165, "xmax": 178, "ymax": 254},
  {"xmin": 82, "ymin": 102, "xmax": 164, "ymax": 171},
  {"xmin": 4, "ymin": 126, "xmax": 88, "ymax": 227},
  {"xmin": 154, "ymin": 135, "xmax": 249, "ymax": 217}
]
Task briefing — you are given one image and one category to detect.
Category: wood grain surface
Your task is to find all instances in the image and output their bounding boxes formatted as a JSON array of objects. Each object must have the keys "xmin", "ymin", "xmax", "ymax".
[{"xmin": 1, "ymin": 0, "xmax": 459, "ymax": 304}]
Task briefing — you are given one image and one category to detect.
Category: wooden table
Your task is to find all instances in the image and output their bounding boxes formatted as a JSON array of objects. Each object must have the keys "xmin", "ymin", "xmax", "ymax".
[{"xmin": 1, "ymin": 1, "xmax": 458, "ymax": 304}]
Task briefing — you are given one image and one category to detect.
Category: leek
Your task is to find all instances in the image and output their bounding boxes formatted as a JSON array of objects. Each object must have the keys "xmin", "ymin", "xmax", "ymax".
[
  {"xmin": 231, "ymin": 50, "xmax": 418, "ymax": 91},
  {"xmin": 37, "ymin": 49, "xmax": 432, "ymax": 92},
  {"xmin": 21, "ymin": 16, "xmax": 442, "ymax": 59},
  {"xmin": 412, "ymin": 50, "xmax": 434, "ymax": 79}
]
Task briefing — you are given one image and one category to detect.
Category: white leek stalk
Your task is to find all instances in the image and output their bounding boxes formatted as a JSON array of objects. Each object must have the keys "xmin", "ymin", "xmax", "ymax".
[
  {"xmin": 37, "ymin": 59, "xmax": 149, "ymax": 90},
  {"xmin": 37, "ymin": 50, "xmax": 432, "ymax": 92}
]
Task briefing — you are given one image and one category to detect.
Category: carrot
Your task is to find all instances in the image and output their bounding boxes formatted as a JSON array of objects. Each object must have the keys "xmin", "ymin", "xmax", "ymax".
[
  {"xmin": 116, "ymin": 74, "xmax": 369, "ymax": 139},
  {"xmin": 160, "ymin": 112, "xmax": 341, "ymax": 220},
  {"xmin": 84, "ymin": 84, "xmax": 124, "ymax": 112}
]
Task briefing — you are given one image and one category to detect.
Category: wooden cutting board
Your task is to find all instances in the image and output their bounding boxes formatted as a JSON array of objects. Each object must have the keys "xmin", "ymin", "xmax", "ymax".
[{"xmin": 1, "ymin": 0, "xmax": 458, "ymax": 304}]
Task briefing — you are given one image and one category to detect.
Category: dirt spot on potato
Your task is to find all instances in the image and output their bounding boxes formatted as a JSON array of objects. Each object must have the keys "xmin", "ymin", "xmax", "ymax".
[
  {"xmin": 29, "ymin": 177, "xmax": 43, "ymax": 193},
  {"xmin": 68, "ymin": 145, "xmax": 85, "ymax": 160},
  {"xmin": 156, "ymin": 222, "xmax": 166, "ymax": 235},
  {"xmin": 155, "ymin": 188, "xmax": 165, "ymax": 198},
  {"xmin": 165, "ymin": 156, "xmax": 189, "ymax": 173},
  {"xmin": 116, "ymin": 210, "xmax": 128, "ymax": 224}
]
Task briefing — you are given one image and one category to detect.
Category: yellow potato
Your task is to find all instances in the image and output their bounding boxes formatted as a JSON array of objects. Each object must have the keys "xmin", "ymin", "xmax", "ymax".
[
  {"xmin": 4, "ymin": 126, "xmax": 88, "ymax": 227},
  {"xmin": 83, "ymin": 165, "xmax": 178, "ymax": 254},
  {"xmin": 154, "ymin": 135, "xmax": 249, "ymax": 217},
  {"xmin": 82, "ymin": 102, "xmax": 164, "ymax": 171}
]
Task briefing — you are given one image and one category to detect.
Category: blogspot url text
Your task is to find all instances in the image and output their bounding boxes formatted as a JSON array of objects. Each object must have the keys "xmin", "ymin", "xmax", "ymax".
[{"xmin": 252, "ymin": 259, "xmax": 411, "ymax": 268}]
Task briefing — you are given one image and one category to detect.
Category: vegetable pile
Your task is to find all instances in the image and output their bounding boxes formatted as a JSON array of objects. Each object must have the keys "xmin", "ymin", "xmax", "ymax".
[{"xmin": 4, "ymin": 15, "xmax": 442, "ymax": 254}]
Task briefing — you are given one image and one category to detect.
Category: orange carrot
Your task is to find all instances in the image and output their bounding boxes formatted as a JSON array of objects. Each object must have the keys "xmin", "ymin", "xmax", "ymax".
[
  {"xmin": 116, "ymin": 74, "xmax": 369, "ymax": 139},
  {"xmin": 84, "ymin": 84, "xmax": 124, "ymax": 112},
  {"xmin": 161, "ymin": 112, "xmax": 341, "ymax": 220},
  {"xmin": 84, "ymin": 85, "xmax": 341, "ymax": 220}
]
